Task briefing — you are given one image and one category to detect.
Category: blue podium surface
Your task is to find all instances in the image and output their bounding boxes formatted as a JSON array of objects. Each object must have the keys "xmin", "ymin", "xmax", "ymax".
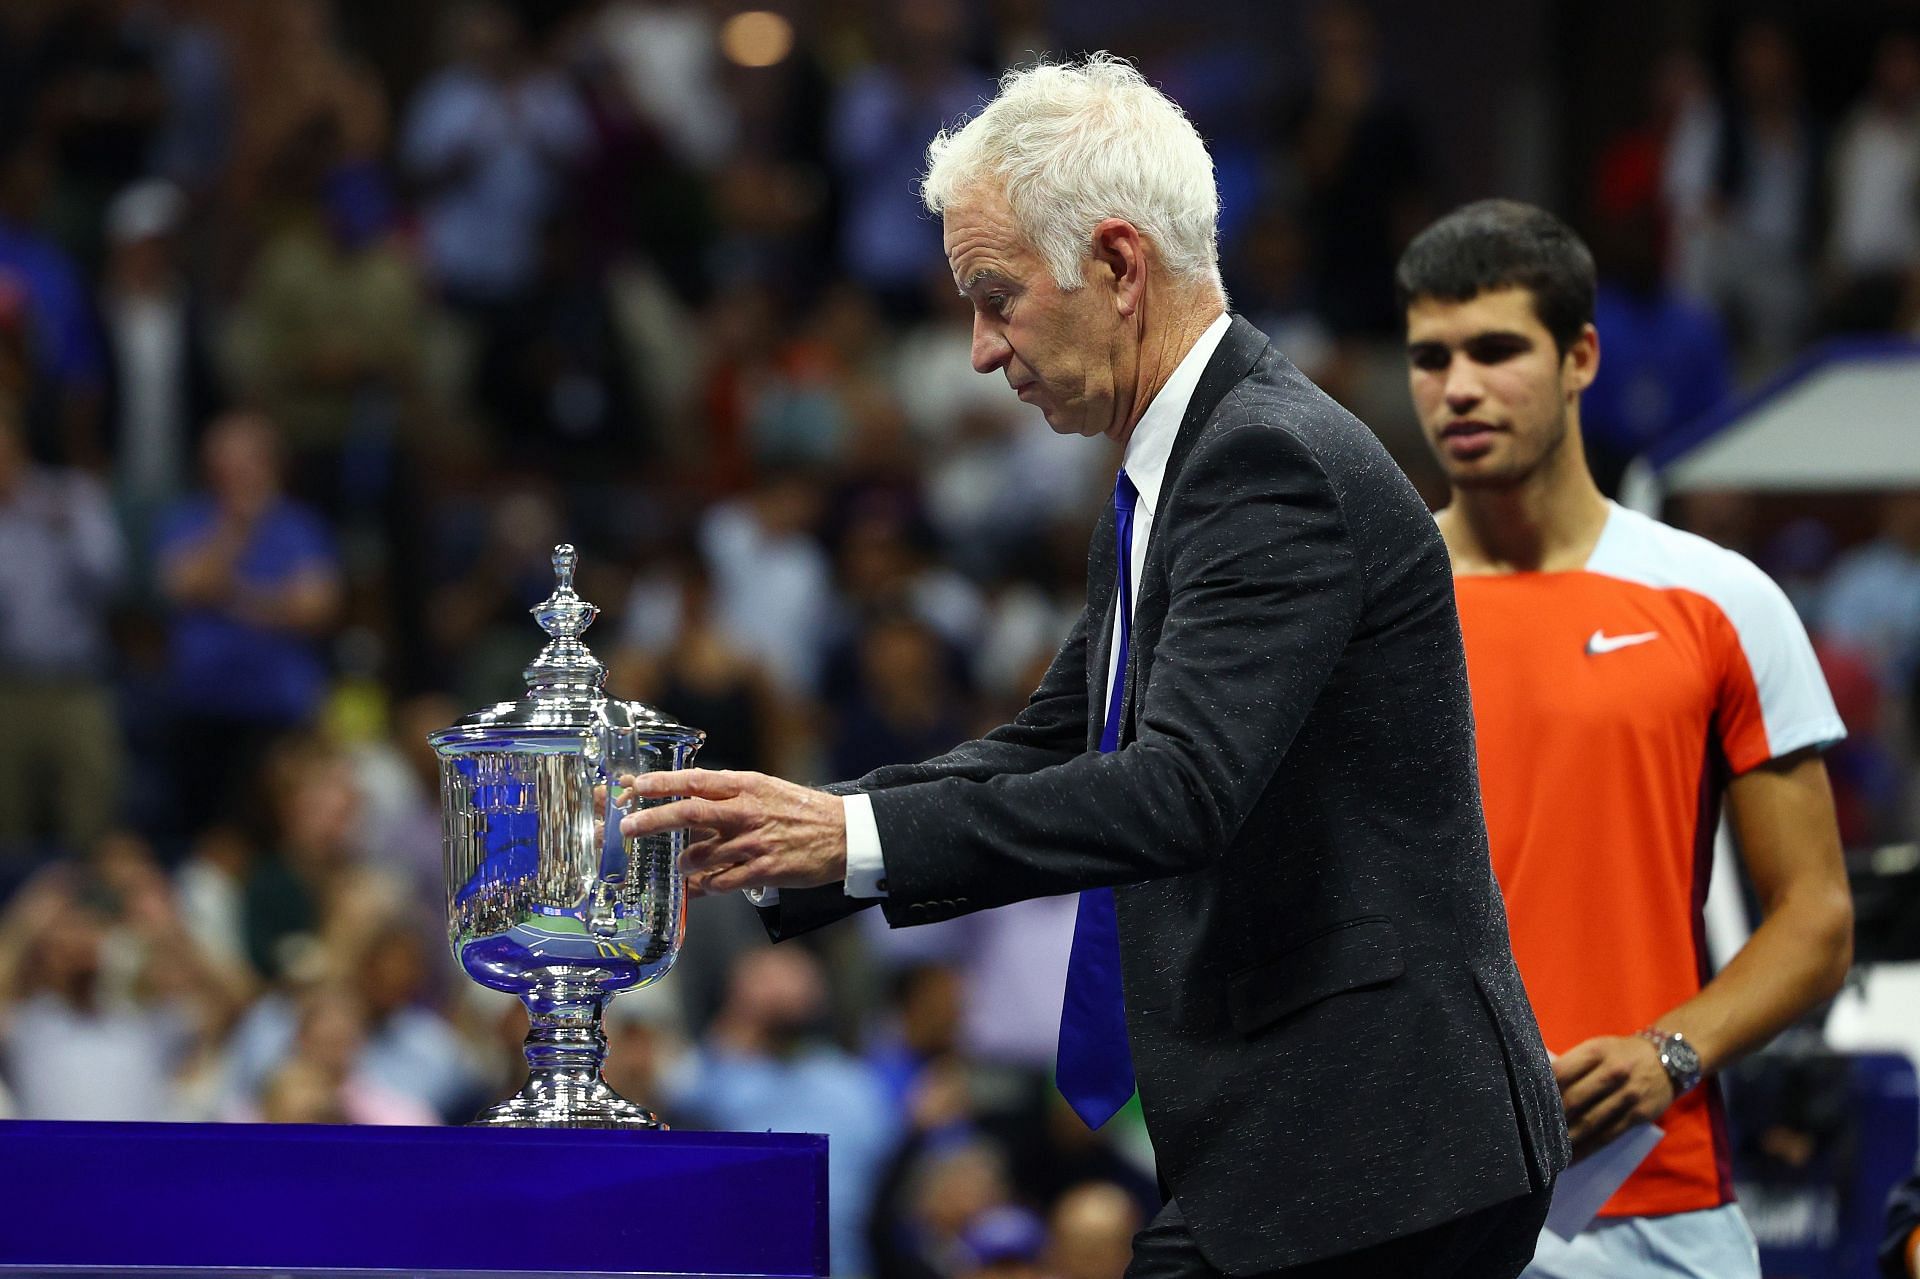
[{"xmin": 0, "ymin": 1120, "xmax": 829, "ymax": 1278}]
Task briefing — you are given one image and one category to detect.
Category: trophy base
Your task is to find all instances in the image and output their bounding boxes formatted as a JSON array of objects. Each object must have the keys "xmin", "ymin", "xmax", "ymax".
[{"xmin": 471, "ymin": 1079, "xmax": 665, "ymax": 1129}]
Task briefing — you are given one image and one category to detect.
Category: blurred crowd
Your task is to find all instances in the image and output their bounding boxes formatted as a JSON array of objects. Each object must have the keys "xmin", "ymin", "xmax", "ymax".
[{"xmin": 0, "ymin": 1, "xmax": 1916, "ymax": 1276}]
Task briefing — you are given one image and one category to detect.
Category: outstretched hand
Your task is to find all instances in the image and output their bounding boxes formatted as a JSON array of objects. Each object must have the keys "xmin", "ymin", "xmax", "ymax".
[{"xmin": 618, "ymin": 769, "xmax": 847, "ymax": 898}]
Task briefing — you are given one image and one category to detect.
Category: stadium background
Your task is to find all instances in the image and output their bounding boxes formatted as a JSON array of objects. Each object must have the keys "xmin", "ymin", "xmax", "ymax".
[{"xmin": 0, "ymin": 0, "xmax": 1916, "ymax": 1275}]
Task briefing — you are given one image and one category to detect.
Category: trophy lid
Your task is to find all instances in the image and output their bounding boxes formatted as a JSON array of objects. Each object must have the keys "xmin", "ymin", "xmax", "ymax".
[{"xmin": 428, "ymin": 544, "xmax": 704, "ymax": 753}]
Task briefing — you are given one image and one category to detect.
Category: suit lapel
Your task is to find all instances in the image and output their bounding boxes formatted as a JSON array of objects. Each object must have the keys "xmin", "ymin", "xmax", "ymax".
[{"xmin": 1115, "ymin": 316, "xmax": 1272, "ymax": 745}]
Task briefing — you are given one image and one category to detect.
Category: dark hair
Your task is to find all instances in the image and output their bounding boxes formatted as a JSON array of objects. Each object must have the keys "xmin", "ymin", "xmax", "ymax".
[{"xmin": 1395, "ymin": 200, "xmax": 1595, "ymax": 353}]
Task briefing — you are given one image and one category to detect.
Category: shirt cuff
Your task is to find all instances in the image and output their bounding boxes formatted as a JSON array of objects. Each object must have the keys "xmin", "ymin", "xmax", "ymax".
[{"xmin": 843, "ymin": 793, "xmax": 889, "ymax": 897}]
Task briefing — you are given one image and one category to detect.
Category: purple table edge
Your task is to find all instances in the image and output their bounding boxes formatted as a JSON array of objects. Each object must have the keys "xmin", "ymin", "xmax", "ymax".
[{"xmin": 0, "ymin": 1120, "xmax": 829, "ymax": 1278}]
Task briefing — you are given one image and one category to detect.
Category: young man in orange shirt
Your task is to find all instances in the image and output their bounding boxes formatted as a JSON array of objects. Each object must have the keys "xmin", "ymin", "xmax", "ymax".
[{"xmin": 1396, "ymin": 200, "xmax": 1855, "ymax": 1277}]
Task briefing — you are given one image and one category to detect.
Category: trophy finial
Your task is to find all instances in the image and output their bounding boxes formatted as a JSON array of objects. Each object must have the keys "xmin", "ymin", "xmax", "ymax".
[
  {"xmin": 525, "ymin": 543, "xmax": 604, "ymax": 692},
  {"xmin": 532, "ymin": 543, "xmax": 597, "ymax": 642}
]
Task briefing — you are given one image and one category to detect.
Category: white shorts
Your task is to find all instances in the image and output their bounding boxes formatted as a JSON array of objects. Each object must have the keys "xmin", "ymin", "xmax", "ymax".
[{"xmin": 1523, "ymin": 1205, "xmax": 1760, "ymax": 1279}]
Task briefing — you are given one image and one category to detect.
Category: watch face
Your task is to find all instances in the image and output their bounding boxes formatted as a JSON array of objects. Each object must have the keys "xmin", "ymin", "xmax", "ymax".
[{"xmin": 1665, "ymin": 1035, "xmax": 1702, "ymax": 1089}]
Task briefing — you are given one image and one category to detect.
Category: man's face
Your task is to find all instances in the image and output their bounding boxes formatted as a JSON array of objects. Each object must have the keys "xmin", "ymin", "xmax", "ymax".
[
  {"xmin": 1404, "ymin": 286, "xmax": 1597, "ymax": 491},
  {"xmin": 943, "ymin": 185, "xmax": 1124, "ymax": 440}
]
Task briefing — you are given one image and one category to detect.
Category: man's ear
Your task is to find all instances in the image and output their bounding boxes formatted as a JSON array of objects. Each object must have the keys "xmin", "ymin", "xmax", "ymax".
[
  {"xmin": 1090, "ymin": 218, "xmax": 1148, "ymax": 317},
  {"xmin": 1564, "ymin": 322, "xmax": 1600, "ymax": 395}
]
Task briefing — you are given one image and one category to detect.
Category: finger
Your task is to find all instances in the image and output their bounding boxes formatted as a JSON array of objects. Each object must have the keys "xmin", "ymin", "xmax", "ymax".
[
  {"xmin": 621, "ymin": 797, "xmax": 737, "ymax": 838},
  {"xmin": 1552, "ymin": 1040, "xmax": 1605, "ymax": 1089},
  {"xmin": 1569, "ymin": 1089, "xmax": 1638, "ymax": 1154},
  {"xmin": 677, "ymin": 833, "xmax": 743, "ymax": 874},
  {"xmin": 700, "ymin": 857, "xmax": 779, "ymax": 895},
  {"xmin": 1560, "ymin": 1061, "xmax": 1630, "ymax": 1122},
  {"xmin": 622, "ymin": 769, "xmax": 748, "ymax": 801}
]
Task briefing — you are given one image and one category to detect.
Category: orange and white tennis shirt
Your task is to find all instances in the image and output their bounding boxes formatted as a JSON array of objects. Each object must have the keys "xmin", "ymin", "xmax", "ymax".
[{"xmin": 1453, "ymin": 502, "xmax": 1844, "ymax": 1220}]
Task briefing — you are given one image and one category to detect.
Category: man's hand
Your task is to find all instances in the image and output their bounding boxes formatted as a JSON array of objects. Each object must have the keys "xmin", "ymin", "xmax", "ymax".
[
  {"xmin": 619, "ymin": 769, "xmax": 847, "ymax": 898},
  {"xmin": 1555, "ymin": 1034, "xmax": 1677, "ymax": 1161}
]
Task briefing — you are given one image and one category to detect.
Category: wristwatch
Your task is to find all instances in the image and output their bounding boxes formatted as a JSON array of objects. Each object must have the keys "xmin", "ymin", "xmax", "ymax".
[{"xmin": 1637, "ymin": 1027, "xmax": 1704, "ymax": 1096}]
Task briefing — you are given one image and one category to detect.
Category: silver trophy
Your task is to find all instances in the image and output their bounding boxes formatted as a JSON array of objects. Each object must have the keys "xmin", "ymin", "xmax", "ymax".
[{"xmin": 428, "ymin": 545, "xmax": 704, "ymax": 1127}]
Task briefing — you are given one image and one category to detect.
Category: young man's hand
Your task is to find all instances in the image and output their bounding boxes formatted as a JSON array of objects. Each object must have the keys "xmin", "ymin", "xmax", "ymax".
[{"xmin": 1555, "ymin": 1034, "xmax": 1677, "ymax": 1160}]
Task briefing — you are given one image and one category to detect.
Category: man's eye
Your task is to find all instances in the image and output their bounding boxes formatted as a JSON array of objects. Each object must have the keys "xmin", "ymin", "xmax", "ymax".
[
  {"xmin": 987, "ymin": 294, "xmax": 1010, "ymax": 315},
  {"xmin": 1465, "ymin": 337, "xmax": 1528, "ymax": 364},
  {"xmin": 1409, "ymin": 346, "xmax": 1449, "ymax": 372}
]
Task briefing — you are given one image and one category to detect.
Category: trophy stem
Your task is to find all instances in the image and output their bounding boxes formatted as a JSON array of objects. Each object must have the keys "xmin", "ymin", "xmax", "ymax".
[{"xmin": 470, "ymin": 976, "xmax": 663, "ymax": 1129}]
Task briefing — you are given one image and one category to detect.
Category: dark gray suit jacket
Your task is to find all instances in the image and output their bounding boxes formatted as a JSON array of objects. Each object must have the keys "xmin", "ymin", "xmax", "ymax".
[{"xmin": 760, "ymin": 316, "xmax": 1569, "ymax": 1272}]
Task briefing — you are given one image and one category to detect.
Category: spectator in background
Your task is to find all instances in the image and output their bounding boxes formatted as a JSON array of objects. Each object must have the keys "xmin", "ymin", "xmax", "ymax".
[
  {"xmin": 226, "ymin": 0, "xmax": 387, "ymax": 235},
  {"xmin": 1580, "ymin": 194, "xmax": 1732, "ymax": 494},
  {"xmin": 876, "ymin": 1137, "xmax": 1020, "ymax": 1279},
  {"xmin": 480, "ymin": 209, "xmax": 642, "ymax": 472},
  {"xmin": 0, "ymin": 394, "xmax": 124, "ymax": 862},
  {"xmin": 829, "ymin": 0, "xmax": 993, "ymax": 319},
  {"xmin": 1279, "ymin": 0, "xmax": 1430, "ymax": 337},
  {"xmin": 828, "ymin": 610, "xmax": 971, "ymax": 783},
  {"xmin": 601, "ymin": 981, "xmax": 695, "ymax": 1129},
  {"xmin": 560, "ymin": 14, "xmax": 714, "ymax": 299},
  {"xmin": 251, "ymin": 983, "xmax": 437, "ymax": 1125},
  {"xmin": 950, "ymin": 1206, "xmax": 1050, "ymax": 1279},
  {"xmin": 342, "ymin": 914, "xmax": 478, "ymax": 1120},
  {"xmin": 0, "ymin": 850, "xmax": 241, "ymax": 1122},
  {"xmin": 172, "ymin": 823, "xmax": 253, "ymax": 985},
  {"xmin": 226, "ymin": 114, "xmax": 424, "ymax": 518},
  {"xmin": 348, "ymin": 691, "xmax": 462, "ymax": 911},
  {"xmin": 400, "ymin": 0, "xmax": 590, "ymax": 432},
  {"xmin": 1823, "ymin": 31, "xmax": 1920, "ymax": 334},
  {"xmin": 157, "ymin": 412, "xmax": 343, "ymax": 839},
  {"xmin": 28, "ymin": 0, "xmax": 165, "ymax": 270},
  {"xmin": 98, "ymin": 177, "xmax": 222, "ymax": 570},
  {"xmin": 1821, "ymin": 492, "xmax": 1920, "ymax": 702},
  {"xmin": 698, "ymin": 472, "xmax": 833, "ymax": 696},
  {"xmin": 237, "ymin": 734, "xmax": 367, "ymax": 987},
  {"xmin": 1701, "ymin": 17, "xmax": 1823, "ymax": 370},
  {"xmin": 613, "ymin": 549, "xmax": 785, "ymax": 776},
  {"xmin": 667, "ymin": 945, "xmax": 896, "ymax": 1279},
  {"xmin": 1654, "ymin": 50, "xmax": 1726, "ymax": 301},
  {"xmin": 1046, "ymin": 1182, "xmax": 1142, "ymax": 1279},
  {"xmin": 137, "ymin": 0, "xmax": 234, "ymax": 199},
  {"xmin": 1228, "ymin": 206, "xmax": 1339, "ymax": 389},
  {"xmin": 423, "ymin": 479, "xmax": 569, "ymax": 709},
  {"xmin": 0, "ymin": 142, "xmax": 107, "ymax": 468},
  {"xmin": 863, "ymin": 961, "xmax": 963, "ymax": 1120},
  {"xmin": 592, "ymin": 0, "xmax": 736, "ymax": 174}
]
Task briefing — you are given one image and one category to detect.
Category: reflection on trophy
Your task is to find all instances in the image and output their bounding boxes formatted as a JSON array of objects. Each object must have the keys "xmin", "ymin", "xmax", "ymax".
[{"xmin": 428, "ymin": 544, "xmax": 704, "ymax": 1127}]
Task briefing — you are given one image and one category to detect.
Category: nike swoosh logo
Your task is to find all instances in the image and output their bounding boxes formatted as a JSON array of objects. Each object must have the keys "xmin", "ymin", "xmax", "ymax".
[{"xmin": 1586, "ymin": 630, "xmax": 1659, "ymax": 655}]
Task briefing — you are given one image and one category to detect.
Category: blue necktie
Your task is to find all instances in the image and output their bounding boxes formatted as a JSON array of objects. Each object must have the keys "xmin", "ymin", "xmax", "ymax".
[{"xmin": 1057, "ymin": 470, "xmax": 1139, "ymax": 1128}]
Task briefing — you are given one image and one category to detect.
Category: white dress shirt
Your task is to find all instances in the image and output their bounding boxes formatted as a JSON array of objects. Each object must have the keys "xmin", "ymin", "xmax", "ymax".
[{"xmin": 758, "ymin": 312, "xmax": 1233, "ymax": 906}]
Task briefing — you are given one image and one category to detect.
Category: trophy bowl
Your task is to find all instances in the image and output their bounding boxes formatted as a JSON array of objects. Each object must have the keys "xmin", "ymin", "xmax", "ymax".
[{"xmin": 429, "ymin": 545, "xmax": 704, "ymax": 1127}]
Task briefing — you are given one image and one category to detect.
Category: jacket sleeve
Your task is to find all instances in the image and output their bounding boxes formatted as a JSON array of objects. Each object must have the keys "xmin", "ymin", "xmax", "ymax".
[{"xmin": 869, "ymin": 420, "xmax": 1364, "ymax": 926}]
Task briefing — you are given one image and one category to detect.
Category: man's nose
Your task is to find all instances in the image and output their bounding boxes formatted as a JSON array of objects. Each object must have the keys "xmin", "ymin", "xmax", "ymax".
[
  {"xmin": 1444, "ymin": 363, "xmax": 1484, "ymax": 413},
  {"xmin": 971, "ymin": 314, "xmax": 1010, "ymax": 374}
]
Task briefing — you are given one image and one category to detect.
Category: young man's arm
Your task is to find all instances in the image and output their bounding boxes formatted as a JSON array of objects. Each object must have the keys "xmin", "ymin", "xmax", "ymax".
[{"xmin": 1558, "ymin": 748, "xmax": 1853, "ymax": 1157}]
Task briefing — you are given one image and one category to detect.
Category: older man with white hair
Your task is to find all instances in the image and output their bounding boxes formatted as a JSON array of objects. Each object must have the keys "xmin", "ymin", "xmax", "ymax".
[{"xmin": 625, "ymin": 55, "xmax": 1567, "ymax": 1277}]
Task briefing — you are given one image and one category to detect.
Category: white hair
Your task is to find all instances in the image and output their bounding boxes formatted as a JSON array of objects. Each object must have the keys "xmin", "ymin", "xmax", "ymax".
[{"xmin": 921, "ymin": 53, "xmax": 1223, "ymax": 294}]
